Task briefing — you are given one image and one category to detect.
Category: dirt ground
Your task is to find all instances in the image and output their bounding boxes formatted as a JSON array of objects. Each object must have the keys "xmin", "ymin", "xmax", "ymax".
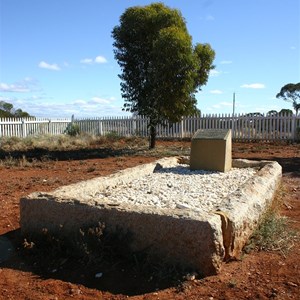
[{"xmin": 0, "ymin": 140, "xmax": 299, "ymax": 300}]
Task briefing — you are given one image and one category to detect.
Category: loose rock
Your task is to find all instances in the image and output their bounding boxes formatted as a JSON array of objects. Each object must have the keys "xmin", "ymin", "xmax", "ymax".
[{"xmin": 95, "ymin": 164, "xmax": 256, "ymax": 212}]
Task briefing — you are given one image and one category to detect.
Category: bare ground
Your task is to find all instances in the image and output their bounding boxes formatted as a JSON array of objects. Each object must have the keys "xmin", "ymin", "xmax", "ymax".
[{"xmin": 0, "ymin": 140, "xmax": 299, "ymax": 300}]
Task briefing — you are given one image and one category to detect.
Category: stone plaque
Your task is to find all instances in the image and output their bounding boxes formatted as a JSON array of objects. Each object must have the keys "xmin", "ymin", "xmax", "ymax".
[
  {"xmin": 193, "ymin": 129, "xmax": 231, "ymax": 140},
  {"xmin": 190, "ymin": 129, "xmax": 232, "ymax": 172}
]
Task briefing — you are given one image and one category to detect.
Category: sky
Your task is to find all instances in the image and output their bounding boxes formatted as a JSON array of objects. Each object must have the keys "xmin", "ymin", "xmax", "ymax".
[{"xmin": 0, "ymin": 0, "xmax": 299, "ymax": 118}]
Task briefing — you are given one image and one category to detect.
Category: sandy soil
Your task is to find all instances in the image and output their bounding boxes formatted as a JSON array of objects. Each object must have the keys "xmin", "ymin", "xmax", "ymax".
[{"xmin": 0, "ymin": 140, "xmax": 299, "ymax": 299}]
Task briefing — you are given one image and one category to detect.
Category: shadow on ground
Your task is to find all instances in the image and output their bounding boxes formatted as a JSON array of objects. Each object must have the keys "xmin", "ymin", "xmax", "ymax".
[
  {"xmin": 0, "ymin": 148, "xmax": 141, "ymax": 161},
  {"xmin": 233, "ymin": 156, "xmax": 300, "ymax": 176},
  {"xmin": 0, "ymin": 229, "xmax": 183, "ymax": 296}
]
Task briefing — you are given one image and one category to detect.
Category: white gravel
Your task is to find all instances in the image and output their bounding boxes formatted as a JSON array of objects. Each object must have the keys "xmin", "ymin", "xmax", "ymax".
[{"xmin": 95, "ymin": 164, "xmax": 257, "ymax": 212}]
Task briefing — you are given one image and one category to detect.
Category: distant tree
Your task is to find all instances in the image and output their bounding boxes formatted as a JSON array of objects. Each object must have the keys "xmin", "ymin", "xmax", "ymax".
[
  {"xmin": 112, "ymin": 3, "xmax": 215, "ymax": 148},
  {"xmin": 245, "ymin": 112, "xmax": 264, "ymax": 117},
  {"xmin": 0, "ymin": 101, "xmax": 32, "ymax": 118},
  {"xmin": 276, "ymin": 83, "xmax": 300, "ymax": 116},
  {"xmin": 14, "ymin": 109, "xmax": 31, "ymax": 118},
  {"xmin": 279, "ymin": 108, "xmax": 293, "ymax": 115},
  {"xmin": 1, "ymin": 101, "xmax": 13, "ymax": 113},
  {"xmin": 267, "ymin": 110, "xmax": 278, "ymax": 116}
]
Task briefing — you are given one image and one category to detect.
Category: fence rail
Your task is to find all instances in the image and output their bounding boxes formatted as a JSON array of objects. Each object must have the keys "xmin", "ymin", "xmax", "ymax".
[
  {"xmin": 0, "ymin": 114, "xmax": 299, "ymax": 141},
  {"xmin": 0, "ymin": 117, "xmax": 71, "ymax": 138}
]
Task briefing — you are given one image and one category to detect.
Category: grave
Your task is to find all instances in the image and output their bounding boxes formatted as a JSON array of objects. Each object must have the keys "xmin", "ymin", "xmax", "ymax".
[
  {"xmin": 20, "ymin": 157, "xmax": 282, "ymax": 276},
  {"xmin": 190, "ymin": 129, "xmax": 232, "ymax": 172}
]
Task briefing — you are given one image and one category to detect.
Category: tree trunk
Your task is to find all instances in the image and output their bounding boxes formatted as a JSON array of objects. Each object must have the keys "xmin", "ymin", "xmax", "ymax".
[{"xmin": 149, "ymin": 125, "xmax": 156, "ymax": 149}]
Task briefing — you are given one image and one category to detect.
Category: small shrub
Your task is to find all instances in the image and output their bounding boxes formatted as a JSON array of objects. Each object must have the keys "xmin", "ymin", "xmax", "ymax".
[
  {"xmin": 227, "ymin": 279, "xmax": 238, "ymax": 288},
  {"xmin": 0, "ymin": 136, "xmax": 22, "ymax": 151},
  {"xmin": 105, "ymin": 131, "xmax": 120, "ymax": 140},
  {"xmin": 246, "ymin": 212, "xmax": 298, "ymax": 256},
  {"xmin": 65, "ymin": 123, "xmax": 80, "ymax": 136}
]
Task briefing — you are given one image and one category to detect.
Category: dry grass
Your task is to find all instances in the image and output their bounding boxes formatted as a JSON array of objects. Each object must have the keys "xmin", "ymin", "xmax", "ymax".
[
  {"xmin": 245, "ymin": 184, "xmax": 298, "ymax": 257},
  {"xmin": 0, "ymin": 134, "xmax": 149, "ymax": 152},
  {"xmin": 251, "ymin": 212, "xmax": 298, "ymax": 257}
]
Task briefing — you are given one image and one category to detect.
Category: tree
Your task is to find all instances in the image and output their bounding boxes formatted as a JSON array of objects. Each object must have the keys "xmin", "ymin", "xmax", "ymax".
[
  {"xmin": 267, "ymin": 110, "xmax": 278, "ymax": 116},
  {"xmin": 276, "ymin": 83, "xmax": 300, "ymax": 116},
  {"xmin": 112, "ymin": 3, "xmax": 215, "ymax": 148},
  {"xmin": 0, "ymin": 100, "xmax": 32, "ymax": 118},
  {"xmin": 279, "ymin": 108, "xmax": 293, "ymax": 115}
]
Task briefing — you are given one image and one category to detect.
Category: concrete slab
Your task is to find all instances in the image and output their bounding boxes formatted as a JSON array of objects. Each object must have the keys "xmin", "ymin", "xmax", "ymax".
[{"xmin": 20, "ymin": 157, "xmax": 282, "ymax": 276}]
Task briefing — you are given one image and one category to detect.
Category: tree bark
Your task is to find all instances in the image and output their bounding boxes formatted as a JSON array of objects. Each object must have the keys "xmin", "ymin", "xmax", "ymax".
[{"xmin": 149, "ymin": 125, "xmax": 156, "ymax": 149}]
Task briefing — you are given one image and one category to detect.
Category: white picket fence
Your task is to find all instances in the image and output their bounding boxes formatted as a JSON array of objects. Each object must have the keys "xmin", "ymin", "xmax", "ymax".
[
  {"xmin": 0, "ymin": 113, "xmax": 299, "ymax": 141},
  {"xmin": 0, "ymin": 117, "xmax": 71, "ymax": 138}
]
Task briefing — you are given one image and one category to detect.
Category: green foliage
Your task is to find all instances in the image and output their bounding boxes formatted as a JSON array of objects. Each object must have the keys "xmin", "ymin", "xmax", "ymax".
[
  {"xmin": 105, "ymin": 130, "xmax": 120, "ymax": 140},
  {"xmin": 267, "ymin": 110, "xmax": 278, "ymax": 116},
  {"xmin": 266, "ymin": 109, "xmax": 293, "ymax": 116},
  {"xmin": 112, "ymin": 3, "xmax": 215, "ymax": 148},
  {"xmin": 276, "ymin": 83, "xmax": 300, "ymax": 115},
  {"xmin": 245, "ymin": 212, "xmax": 298, "ymax": 256},
  {"xmin": 279, "ymin": 108, "xmax": 293, "ymax": 115},
  {"xmin": 0, "ymin": 100, "xmax": 32, "ymax": 118},
  {"xmin": 64, "ymin": 123, "xmax": 80, "ymax": 136}
]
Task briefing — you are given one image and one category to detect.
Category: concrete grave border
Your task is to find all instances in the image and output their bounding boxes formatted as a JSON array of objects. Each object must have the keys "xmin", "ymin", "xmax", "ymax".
[{"xmin": 20, "ymin": 157, "xmax": 282, "ymax": 276}]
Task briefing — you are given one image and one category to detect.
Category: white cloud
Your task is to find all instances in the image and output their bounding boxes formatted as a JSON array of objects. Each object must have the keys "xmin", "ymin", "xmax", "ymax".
[
  {"xmin": 290, "ymin": 46, "xmax": 296, "ymax": 50},
  {"xmin": 220, "ymin": 101, "xmax": 233, "ymax": 106},
  {"xmin": 209, "ymin": 69, "xmax": 221, "ymax": 77},
  {"xmin": 95, "ymin": 56, "xmax": 107, "ymax": 63},
  {"xmin": 38, "ymin": 61, "xmax": 61, "ymax": 71},
  {"xmin": 0, "ymin": 83, "xmax": 30, "ymax": 93},
  {"xmin": 8, "ymin": 95, "xmax": 125, "ymax": 118},
  {"xmin": 80, "ymin": 55, "xmax": 107, "ymax": 65},
  {"xmin": 210, "ymin": 89, "xmax": 223, "ymax": 94},
  {"xmin": 212, "ymin": 104, "xmax": 221, "ymax": 108},
  {"xmin": 206, "ymin": 15, "xmax": 215, "ymax": 21},
  {"xmin": 90, "ymin": 96, "xmax": 111, "ymax": 104},
  {"xmin": 220, "ymin": 60, "xmax": 232, "ymax": 64},
  {"xmin": 73, "ymin": 99, "xmax": 87, "ymax": 105},
  {"xmin": 80, "ymin": 58, "xmax": 93, "ymax": 64},
  {"xmin": 0, "ymin": 78, "xmax": 40, "ymax": 93},
  {"xmin": 240, "ymin": 83, "xmax": 265, "ymax": 89}
]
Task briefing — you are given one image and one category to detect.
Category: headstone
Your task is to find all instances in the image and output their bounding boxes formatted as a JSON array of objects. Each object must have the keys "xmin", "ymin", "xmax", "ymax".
[{"xmin": 190, "ymin": 129, "xmax": 232, "ymax": 172}]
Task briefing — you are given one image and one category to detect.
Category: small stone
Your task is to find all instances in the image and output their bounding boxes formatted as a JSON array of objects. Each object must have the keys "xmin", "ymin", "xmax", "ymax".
[
  {"xmin": 185, "ymin": 272, "xmax": 197, "ymax": 281},
  {"xmin": 176, "ymin": 203, "xmax": 190, "ymax": 209},
  {"xmin": 286, "ymin": 281, "xmax": 298, "ymax": 287},
  {"xmin": 95, "ymin": 272, "xmax": 103, "ymax": 278}
]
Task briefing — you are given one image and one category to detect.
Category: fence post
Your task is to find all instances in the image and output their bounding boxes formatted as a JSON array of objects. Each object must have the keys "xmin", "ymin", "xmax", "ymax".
[
  {"xmin": 99, "ymin": 118, "xmax": 103, "ymax": 136},
  {"xmin": 180, "ymin": 117, "xmax": 184, "ymax": 138},
  {"xmin": 21, "ymin": 119, "xmax": 27, "ymax": 138},
  {"xmin": 132, "ymin": 117, "xmax": 137, "ymax": 136},
  {"xmin": 292, "ymin": 114, "xmax": 296, "ymax": 141},
  {"xmin": 48, "ymin": 119, "xmax": 51, "ymax": 135},
  {"xmin": 232, "ymin": 113, "xmax": 235, "ymax": 139}
]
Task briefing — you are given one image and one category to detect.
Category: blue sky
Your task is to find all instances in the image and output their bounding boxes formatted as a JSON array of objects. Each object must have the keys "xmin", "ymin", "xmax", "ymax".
[{"xmin": 0, "ymin": 0, "xmax": 299, "ymax": 118}]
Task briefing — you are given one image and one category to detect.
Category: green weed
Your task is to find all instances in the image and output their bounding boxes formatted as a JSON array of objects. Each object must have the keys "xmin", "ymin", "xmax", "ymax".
[{"xmin": 246, "ymin": 211, "xmax": 298, "ymax": 257}]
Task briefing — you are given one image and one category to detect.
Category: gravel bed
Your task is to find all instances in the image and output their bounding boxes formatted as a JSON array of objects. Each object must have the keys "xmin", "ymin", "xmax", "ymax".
[{"xmin": 96, "ymin": 164, "xmax": 257, "ymax": 212}]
